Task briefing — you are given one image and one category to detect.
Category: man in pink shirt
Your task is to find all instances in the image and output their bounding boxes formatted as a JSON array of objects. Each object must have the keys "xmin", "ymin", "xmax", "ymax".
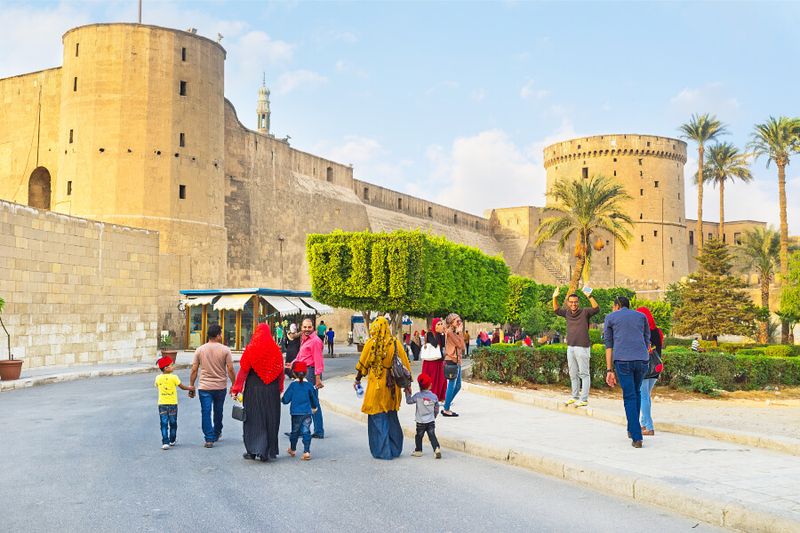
[{"xmin": 294, "ymin": 318, "xmax": 325, "ymax": 438}]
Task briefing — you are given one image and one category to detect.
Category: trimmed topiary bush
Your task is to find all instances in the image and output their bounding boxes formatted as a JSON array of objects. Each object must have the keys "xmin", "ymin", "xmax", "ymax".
[{"xmin": 765, "ymin": 345, "xmax": 797, "ymax": 357}]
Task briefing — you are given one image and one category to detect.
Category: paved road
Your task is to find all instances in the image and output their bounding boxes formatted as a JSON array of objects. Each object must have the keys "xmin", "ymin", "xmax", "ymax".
[{"xmin": 0, "ymin": 369, "xmax": 721, "ymax": 532}]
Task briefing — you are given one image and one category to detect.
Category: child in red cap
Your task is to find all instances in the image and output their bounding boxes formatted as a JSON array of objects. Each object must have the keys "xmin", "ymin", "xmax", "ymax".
[
  {"xmin": 154, "ymin": 356, "xmax": 194, "ymax": 450},
  {"xmin": 281, "ymin": 360, "xmax": 318, "ymax": 460},
  {"xmin": 405, "ymin": 373, "xmax": 441, "ymax": 458}
]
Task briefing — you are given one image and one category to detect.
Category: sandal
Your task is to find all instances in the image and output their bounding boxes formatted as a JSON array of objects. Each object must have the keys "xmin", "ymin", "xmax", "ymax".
[{"xmin": 442, "ymin": 411, "xmax": 459, "ymax": 417}]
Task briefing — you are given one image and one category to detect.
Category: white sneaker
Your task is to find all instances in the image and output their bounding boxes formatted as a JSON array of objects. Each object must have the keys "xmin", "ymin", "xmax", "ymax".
[
  {"xmin": 161, "ymin": 444, "xmax": 170, "ymax": 450},
  {"xmin": 411, "ymin": 451, "xmax": 423, "ymax": 457},
  {"xmin": 564, "ymin": 398, "xmax": 577, "ymax": 406},
  {"xmin": 169, "ymin": 441, "xmax": 176, "ymax": 447},
  {"xmin": 575, "ymin": 401, "xmax": 588, "ymax": 407}
]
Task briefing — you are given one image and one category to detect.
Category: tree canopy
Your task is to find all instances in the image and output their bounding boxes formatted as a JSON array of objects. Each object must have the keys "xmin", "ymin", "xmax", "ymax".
[{"xmin": 306, "ymin": 230, "xmax": 510, "ymax": 329}]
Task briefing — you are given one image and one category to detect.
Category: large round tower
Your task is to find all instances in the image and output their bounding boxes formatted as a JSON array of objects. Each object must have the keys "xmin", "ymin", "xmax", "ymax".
[
  {"xmin": 543, "ymin": 134, "xmax": 688, "ymax": 290},
  {"xmin": 55, "ymin": 23, "xmax": 228, "ymax": 332}
]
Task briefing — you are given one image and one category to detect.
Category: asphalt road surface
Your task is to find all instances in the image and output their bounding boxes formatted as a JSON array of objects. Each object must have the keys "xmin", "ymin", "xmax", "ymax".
[{"xmin": 1, "ymin": 363, "xmax": 721, "ymax": 532}]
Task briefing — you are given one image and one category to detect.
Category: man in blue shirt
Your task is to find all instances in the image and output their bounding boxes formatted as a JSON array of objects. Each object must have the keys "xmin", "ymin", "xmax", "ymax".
[
  {"xmin": 325, "ymin": 328, "xmax": 335, "ymax": 356},
  {"xmin": 604, "ymin": 295, "xmax": 650, "ymax": 448}
]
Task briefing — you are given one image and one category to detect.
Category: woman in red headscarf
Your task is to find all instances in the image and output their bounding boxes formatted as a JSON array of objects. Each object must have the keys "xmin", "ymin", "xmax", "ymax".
[
  {"xmin": 636, "ymin": 307, "xmax": 663, "ymax": 437},
  {"xmin": 231, "ymin": 323, "xmax": 285, "ymax": 462},
  {"xmin": 421, "ymin": 318, "xmax": 447, "ymax": 402}
]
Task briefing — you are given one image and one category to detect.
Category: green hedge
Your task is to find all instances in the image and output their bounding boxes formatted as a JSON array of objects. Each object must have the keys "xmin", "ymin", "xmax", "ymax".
[
  {"xmin": 664, "ymin": 337, "xmax": 693, "ymax": 347},
  {"xmin": 471, "ymin": 345, "xmax": 800, "ymax": 391}
]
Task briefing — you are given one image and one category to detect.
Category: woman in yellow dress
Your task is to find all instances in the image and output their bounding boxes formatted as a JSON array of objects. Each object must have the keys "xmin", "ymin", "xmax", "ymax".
[{"xmin": 353, "ymin": 316, "xmax": 412, "ymax": 460}]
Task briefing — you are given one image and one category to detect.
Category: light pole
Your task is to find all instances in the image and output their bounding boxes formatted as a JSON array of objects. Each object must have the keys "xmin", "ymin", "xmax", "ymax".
[{"xmin": 277, "ymin": 235, "xmax": 285, "ymax": 289}]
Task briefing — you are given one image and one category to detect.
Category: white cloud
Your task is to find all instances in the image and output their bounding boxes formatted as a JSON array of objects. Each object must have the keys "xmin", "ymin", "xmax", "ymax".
[
  {"xmin": 669, "ymin": 82, "xmax": 740, "ymax": 116},
  {"xmin": 326, "ymin": 30, "xmax": 358, "ymax": 43},
  {"xmin": 274, "ymin": 69, "xmax": 328, "ymax": 94},
  {"xmin": 313, "ymin": 135, "xmax": 413, "ymax": 187},
  {"xmin": 471, "ymin": 88, "xmax": 487, "ymax": 102},
  {"xmin": 334, "ymin": 59, "xmax": 368, "ymax": 78},
  {"xmin": 520, "ymin": 79, "xmax": 549, "ymax": 100}
]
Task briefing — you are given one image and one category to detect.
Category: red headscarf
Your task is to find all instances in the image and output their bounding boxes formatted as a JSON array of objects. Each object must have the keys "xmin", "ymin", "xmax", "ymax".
[
  {"xmin": 431, "ymin": 317, "xmax": 441, "ymax": 332},
  {"xmin": 231, "ymin": 323, "xmax": 285, "ymax": 395},
  {"xmin": 636, "ymin": 306, "xmax": 664, "ymax": 346}
]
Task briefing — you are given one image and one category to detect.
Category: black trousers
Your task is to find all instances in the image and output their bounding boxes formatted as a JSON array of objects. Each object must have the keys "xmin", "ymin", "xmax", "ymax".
[{"xmin": 415, "ymin": 421, "xmax": 440, "ymax": 451}]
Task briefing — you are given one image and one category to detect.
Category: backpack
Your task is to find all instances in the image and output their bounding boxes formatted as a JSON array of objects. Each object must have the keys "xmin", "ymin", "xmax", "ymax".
[{"xmin": 388, "ymin": 339, "xmax": 412, "ymax": 390}]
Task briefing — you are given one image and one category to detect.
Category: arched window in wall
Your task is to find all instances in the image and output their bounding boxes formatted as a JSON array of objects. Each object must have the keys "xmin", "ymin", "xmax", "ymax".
[{"xmin": 28, "ymin": 167, "xmax": 52, "ymax": 210}]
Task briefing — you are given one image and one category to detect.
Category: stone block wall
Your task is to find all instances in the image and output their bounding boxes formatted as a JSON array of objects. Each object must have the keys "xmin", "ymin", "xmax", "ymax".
[{"xmin": 0, "ymin": 200, "xmax": 159, "ymax": 369}]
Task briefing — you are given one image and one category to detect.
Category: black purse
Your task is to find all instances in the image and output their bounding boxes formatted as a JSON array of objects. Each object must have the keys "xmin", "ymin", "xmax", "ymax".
[
  {"xmin": 645, "ymin": 347, "xmax": 663, "ymax": 380},
  {"xmin": 232, "ymin": 400, "xmax": 246, "ymax": 422},
  {"xmin": 444, "ymin": 361, "xmax": 459, "ymax": 380}
]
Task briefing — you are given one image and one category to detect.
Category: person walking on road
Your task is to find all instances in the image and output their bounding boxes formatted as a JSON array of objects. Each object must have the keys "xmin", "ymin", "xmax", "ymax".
[
  {"xmin": 295, "ymin": 318, "xmax": 325, "ymax": 438},
  {"xmin": 604, "ymin": 296, "xmax": 651, "ymax": 448},
  {"xmin": 282, "ymin": 361, "xmax": 318, "ymax": 461},
  {"xmin": 325, "ymin": 328, "xmax": 335, "ymax": 357},
  {"xmin": 189, "ymin": 324, "xmax": 236, "ymax": 448},
  {"xmin": 463, "ymin": 329, "xmax": 471, "ymax": 357},
  {"xmin": 410, "ymin": 330, "xmax": 421, "ymax": 361},
  {"xmin": 421, "ymin": 318, "xmax": 447, "ymax": 403},
  {"xmin": 552, "ymin": 287, "xmax": 599, "ymax": 407},
  {"xmin": 316, "ymin": 320, "xmax": 327, "ymax": 343},
  {"xmin": 637, "ymin": 306, "xmax": 663, "ymax": 436},
  {"xmin": 230, "ymin": 323, "xmax": 285, "ymax": 462},
  {"xmin": 405, "ymin": 373, "xmax": 441, "ymax": 458},
  {"xmin": 154, "ymin": 356, "xmax": 194, "ymax": 449},
  {"xmin": 441, "ymin": 313, "xmax": 465, "ymax": 417},
  {"xmin": 353, "ymin": 316, "xmax": 412, "ymax": 460}
]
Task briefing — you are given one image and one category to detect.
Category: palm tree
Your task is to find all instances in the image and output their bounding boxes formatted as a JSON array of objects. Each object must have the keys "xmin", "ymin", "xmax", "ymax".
[
  {"xmin": 535, "ymin": 175, "xmax": 633, "ymax": 294},
  {"xmin": 700, "ymin": 143, "xmax": 753, "ymax": 241},
  {"xmin": 739, "ymin": 227, "xmax": 780, "ymax": 343},
  {"xmin": 680, "ymin": 113, "xmax": 728, "ymax": 253},
  {"xmin": 748, "ymin": 116, "xmax": 800, "ymax": 344}
]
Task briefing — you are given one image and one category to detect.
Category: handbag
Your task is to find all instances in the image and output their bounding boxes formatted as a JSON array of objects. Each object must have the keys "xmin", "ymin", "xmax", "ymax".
[
  {"xmin": 444, "ymin": 360, "xmax": 459, "ymax": 380},
  {"xmin": 231, "ymin": 399, "xmax": 246, "ymax": 422},
  {"xmin": 645, "ymin": 347, "xmax": 663, "ymax": 379},
  {"xmin": 420, "ymin": 343, "xmax": 442, "ymax": 361},
  {"xmin": 389, "ymin": 340, "xmax": 413, "ymax": 389}
]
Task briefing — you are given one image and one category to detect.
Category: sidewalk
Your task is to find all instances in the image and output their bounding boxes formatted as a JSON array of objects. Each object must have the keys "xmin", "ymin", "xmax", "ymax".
[
  {"xmin": 461, "ymin": 381, "xmax": 800, "ymax": 456},
  {"xmin": 321, "ymin": 375, "xmax": 800, "ymax": 533}
]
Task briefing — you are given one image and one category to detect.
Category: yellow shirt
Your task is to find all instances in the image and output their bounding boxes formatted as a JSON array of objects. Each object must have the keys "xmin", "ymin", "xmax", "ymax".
[{"xmin": 155, "ymin": 374, "xmax": 181, "ymax": 405}]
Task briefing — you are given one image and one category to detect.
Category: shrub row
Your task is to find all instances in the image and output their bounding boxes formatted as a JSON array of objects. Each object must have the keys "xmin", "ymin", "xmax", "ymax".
[{"xmin": 471, "ymin": 345, "xmax": 800, "ymax": 391}]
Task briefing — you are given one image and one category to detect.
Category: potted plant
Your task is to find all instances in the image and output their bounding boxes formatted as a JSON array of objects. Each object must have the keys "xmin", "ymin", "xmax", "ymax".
[
  {"xmin": 0, "ymin": 296, "xmax": 23, "ymax": 381},
  {"xmin": 355, "ymin": 334, "xmax": 366, "ymax": 354},
  {"xmin": 159, "ymin": 332, "xmax": 178, "ymax": 364}
]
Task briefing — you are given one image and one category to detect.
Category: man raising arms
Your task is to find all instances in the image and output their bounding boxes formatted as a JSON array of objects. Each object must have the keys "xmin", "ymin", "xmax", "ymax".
[{"xmin": 553, "ymin": 286, "xmax": 599, "ymax": 407}]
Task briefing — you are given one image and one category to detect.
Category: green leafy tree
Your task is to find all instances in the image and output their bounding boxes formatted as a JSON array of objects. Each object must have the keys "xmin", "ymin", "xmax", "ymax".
[
  {"xmin": 680, "ymin": 113, "xmax": 728, "ymax": 253},
  {"xmin": 748, "ymin": 116, "xmax": 800, "ymax": 343},
  {"xmin": 739, "ymin": 227, "xmax": 780, "ymax": 342},
  {"xmin": 779, "ymin": 251, "xmax": 800, "ymax": 344},
  {"xmin": 306, "ymin": 230, "xmax": 510, "ymax": 334},
  {"xmin": 534, "ymin": 175, "xmax": 633, "ymax": 294},
  {"xmin": 701, "ymin": 143, "xmax": 752, "ymax": 240},
  {"xmin": 673, "ymin": 239, "xmax": 760, "ymax": 341},
  {"xmin": 665, "ymin": 282, "xmax": 684, "ymax": 310}
]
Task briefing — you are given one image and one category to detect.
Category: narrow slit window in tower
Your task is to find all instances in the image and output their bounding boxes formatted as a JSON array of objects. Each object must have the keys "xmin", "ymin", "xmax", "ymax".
[
  {"xmin": 181, "ymin": 47, "xmax": 187, "ymax": 62},
  {"xmin": 654, "ymin": 230, "xmax": 658, "ymax": 237},
  {"xmin": 67, "ymin": 181, "xmax": 72, "ymax": 196},
  {"xmin": 397, "ymin": 198, "xmax": 402, "ymax": 210},
  {"xmin": 689, "ymin": 231, "xmax": 694, "ymax": 245},
  {"xmin": 363, "ymin": 187, "xmax": 369, "ymax": 201},
  {"xmin": 180, "ymin": 81, "xmax": 187, "ymax": 96},
  {"xmin": 69, "ymin": 129, "xmax": 74, "ymax": 144},
  {"xmin": 73, "ymin": 77, "xmax": 77, "ymax": 92},
  {"xmin": 454, "ymin": 213, "xmax": 458, "ymax": 224},
  {"xmin": 654, "ymin": 181, "xmax": 659, "ymax": 188},
  {"xmin": 179, "ymin": 133, "xmax": 185, "ymax": 147},
  {"xmin": 428, "ymin": 206, "xmax": 432, "ymax": 217},
  {"xmin": 582, "ymin": 167, "xmax": 588, "ymax": 179},
  {"xmin": 75, "ymin": 43, "xmax": 79, "ymax": 57},
  {"xmin": 326, "ymin": 167, "xmax": 333, "ymax": 182},
  {"xmin": 179, "ymin": 185, "xmax": 186, "ymax": 199}
]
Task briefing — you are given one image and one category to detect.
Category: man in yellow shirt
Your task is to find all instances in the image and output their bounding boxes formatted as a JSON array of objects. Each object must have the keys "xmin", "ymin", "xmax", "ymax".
[{"xmin": 155, "ymin": 356, "xmax": 194, "ymax": 450}]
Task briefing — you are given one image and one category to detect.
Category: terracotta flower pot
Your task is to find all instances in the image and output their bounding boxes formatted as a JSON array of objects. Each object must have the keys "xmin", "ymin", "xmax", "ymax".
[
  {"xmin": 0, "ymin": 359, "xmax": 23, "ymax": 381},
  {"xmin": 160, "ymin": 349, "xmax": 178, "ymax": 364},
  {"xmin": 356, "ymin": 343, "xmax": 365, "ymax": 353}
]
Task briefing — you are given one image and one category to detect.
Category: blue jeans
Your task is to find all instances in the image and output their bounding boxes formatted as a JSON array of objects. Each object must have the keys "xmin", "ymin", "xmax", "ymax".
[
  {"xmin": 614, "ymin": 360, "xmax": 648, "ymax": 442},
  {"xmin": 307, "ymin": 366, "xmax": 324, "ymax": 437},
  {"xmin": 289, "ymin": 414, "xmax": 312, "ymax": 453},
  {"xmin": 198, "ymin": 389, "xmax": 226, "ymax": 443},
  {"xmin": 640, "ymin": 378, "xmax": 657, "ymax": 431},
  {"xmin": 158, "ymin": 404, "xmax": 178, "ymax": 445},
  {"xmin": 443, "ymin": 365, "xmax": 462, "ymax": 411}
]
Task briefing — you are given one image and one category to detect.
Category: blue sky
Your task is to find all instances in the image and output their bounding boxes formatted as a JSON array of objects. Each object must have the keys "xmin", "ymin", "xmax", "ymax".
[{"xmin": 3, "ymin": 0, "xmax": 799, "ymax": 232}]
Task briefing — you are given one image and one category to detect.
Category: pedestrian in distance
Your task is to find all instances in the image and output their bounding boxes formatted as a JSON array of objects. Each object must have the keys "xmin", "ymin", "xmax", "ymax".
[
  {"xmin": 405, "ymin": 373, "xmax": 441, "ymax": 458},
  {"xmin": 691, "ymin": 336, "xmax": 705, "ymax": 353},
  {"xmin": 295, "ymin": 318, "xmax": 326, "ymax": 438},
  {"xmin": 410, "ymin": 330, "xmax": 422, "ymax": 361},
  {"xmin": 637, "ymin": 306, "xmax": 663, "ymax": 436},
  {"xmin": 552, "ymin": 286, "xmax": 600, "ymax": 408},
  {"xmin": 325, "ymin": 327, "xmax": 335, "ymax": 357},
  {"xmin": 463, "ymin": 329, "xmax": 471, "ymax": 357},
  {"xmin": 188, "ymin": 323, "xmax": 236, "ymax": 448},
  {"xmin": 353, "ymin": 316, "xmax": 412, "ymax": 460},
  {"xmin": 421, "ymin": 318, "xmax": 448, "ymax": 402},
  {"xmin": 316, "ymin": 320, "xmax": 327, "ymax": 343},
  {"xmin": 491, "ymin": 328, "xmax": 500, "ymax": 344},
  {"xmin": 231, "ymin": 323, "xmax": 285, "ymax": 462},
  {"xmin": 154, "ymin": 356, "xmax": 194, "ymax": 450},
  {"xmin": 284, "ymin": 323, "xmax": 301, "ymax": 378},
  {"xmin": 604, "ymin": 296, "xmax": 651, "ymax": 448},
  {"xmin": 282, "ymin": 361, "xmax": 318, "ymax": 461},
  {"xmin": 442, "ymin": 313, "xmax": 465, "ymax": 417}
]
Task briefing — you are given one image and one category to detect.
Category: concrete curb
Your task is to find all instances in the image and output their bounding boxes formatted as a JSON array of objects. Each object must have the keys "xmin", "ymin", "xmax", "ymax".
[
  {"xmin": 461, "ymin": 381, "xmax": 800, "ymax": 457},
  {"xmin": 320, "ymin": 393, "xmax": 800, "ymax": 533},
  {"xmin": 0, "ymin": 363, "xmax": 193, "ymax": 392}
]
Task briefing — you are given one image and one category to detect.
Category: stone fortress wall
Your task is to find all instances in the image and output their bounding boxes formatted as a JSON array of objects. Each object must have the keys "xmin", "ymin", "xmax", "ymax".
[
  {"xmin": 0, "ymin": 200, "xmax": 159, "ymax": 368},
  {"xmin": 0, "ymin": 22, "xmax": 773, "ymax": 363}
]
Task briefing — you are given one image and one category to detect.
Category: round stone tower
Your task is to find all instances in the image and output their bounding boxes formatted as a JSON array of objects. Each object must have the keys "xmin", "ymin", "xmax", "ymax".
[
  {"xmin": 543, "ymin": 134, "xmax": 688, "ymax": 290},
  {"xmin": 56, "ymin": 23, "xmax": 228, "ymax": 333}
]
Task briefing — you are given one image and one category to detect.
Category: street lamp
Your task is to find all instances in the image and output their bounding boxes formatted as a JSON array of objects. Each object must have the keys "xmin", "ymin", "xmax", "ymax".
[{"xmin": 277, "ymin": 235, "xmax": 286, "ymax": 289}]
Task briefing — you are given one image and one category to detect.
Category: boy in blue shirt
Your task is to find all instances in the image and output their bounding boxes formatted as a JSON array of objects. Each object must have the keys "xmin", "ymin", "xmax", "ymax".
[{"xmin": 282, "ymin": 361, "xmax": 318, "ymax": 460}]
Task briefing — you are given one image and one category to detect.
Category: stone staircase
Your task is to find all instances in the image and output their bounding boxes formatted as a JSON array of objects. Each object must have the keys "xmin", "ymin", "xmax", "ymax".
[{"xmin": 534, "ymin": 244, "xmax": 570, "ymax": 285}]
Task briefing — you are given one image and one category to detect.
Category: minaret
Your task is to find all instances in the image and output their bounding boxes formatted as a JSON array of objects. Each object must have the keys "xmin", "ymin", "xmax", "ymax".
[{"xmin": 257, "ymin": 74, "xmax": 271, "ymax": 134}]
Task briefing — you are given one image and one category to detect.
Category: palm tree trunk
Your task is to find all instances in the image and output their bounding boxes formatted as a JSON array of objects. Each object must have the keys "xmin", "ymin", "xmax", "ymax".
[
  {"xmin": 696, "ymin": 145, "xmax": 704, "ymax": 253},
  {"xmin": 778, "ymin": 162, "xmax": 790, "ymax": 344},
  {"xmin": 719, "ymin": 178, "xmax": 725, "ymax": 242},
  {"xmin": 569, "ymin": 231, "xmax": 587, "ymax": 294},
  {"xmin": 760, "ymin": 277, "xmax": 769, "ymax": 344}
]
